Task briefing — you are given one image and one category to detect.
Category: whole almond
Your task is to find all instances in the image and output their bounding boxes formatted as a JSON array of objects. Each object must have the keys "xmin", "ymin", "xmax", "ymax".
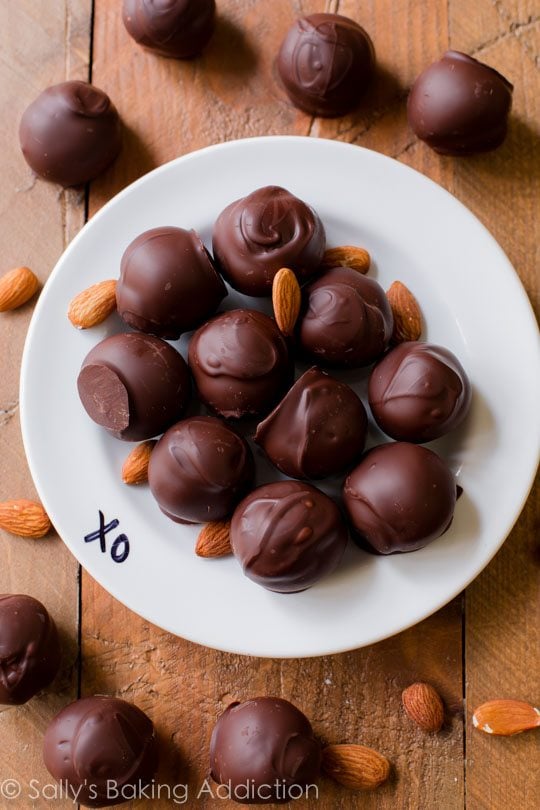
[
  {"xmin": 68, "ymin": 279, "xmax": 117, "ymax": 329},
  {"xmin": 196, "ymin": 521, "xmax": 232, "ymax": 558},
  {"xmin": 402, "ymin": 682, "xmax": 444, "ymax": 732},
  {"xmin": 321, "ymin": 246, "xmax": 371, "ymax": 274},
  {"xmin": 387, "ymin": 280, "xmax": 422, "ymax": 343},
  {"xmin": 0, "ymin": 499, "xmax": 51, "ymax": 538},
  {"xmin": 0, "ymin": 266, "xmax": 40, "ymax": 312},
  {"xmin": 122, "ymin": 440, "xmax": 156, "ymax": 485},
  {"xmin": 272, "ymin": 268, "xmax": 301, "ymax": 336},
  {"xmin": 322, "ymin": 744, "xmax": 390, "ymax": 791},
  {"xmin": 472, "ymin": 699, "xmax": 540, "ymax": 736}
]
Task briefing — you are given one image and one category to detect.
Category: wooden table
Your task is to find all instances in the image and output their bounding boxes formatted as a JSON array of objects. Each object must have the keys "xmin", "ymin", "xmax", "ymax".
[{"xmin": 0, "ymin": 1, "xmax": 538, "ymax": 807}]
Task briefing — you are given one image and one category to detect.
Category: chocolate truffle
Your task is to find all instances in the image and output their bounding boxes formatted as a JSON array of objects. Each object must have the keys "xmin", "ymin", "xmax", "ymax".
[
  {"xmin": 212, "ymin": 186, "xmax": 325, "ymax": 296},
  {"xmin": 407, "ymin": 51, "xmax": 513, "ymax": 155},
  {"xmin": 277, "ymin": 13, "xmax": 375, "ymax": 117},
  {"xmin": 19, "ymin": 81, "xmax": 121, "ymax": 187},
  {"xmin": 0, "ymin": 594, "xmax": 61, "ymax": 705},
  {"xmin": 210, "ymin": 697, "xmax": 321, "ymax": 804},
  {"xmin": 188, "ymin": 309, "xmax": 292, "ymax": 419},
  {"xmin": 231, "ymin": 481, "xmax": 348, "ymax": 593},
  {"xmin": 369, "ymin": 342, "xmax": 472, "ymax": 442},
  {"xmin": 123, "ymin": 0, "xmax": 215, "ymax": 58},
  {"xmin": 78, "ymin": 332, "xmax": 190, "ymax": 441},
  {"xmin": 43, "ymin": 696, "xmax": 158, "ymax": 808},
  {"xmin": 148, "ymin": 416, "xmax": 254, "ymax": 523},
  {"xmin": 343, "ymin": 442, "xmax": 456, "ymax": 554},
  {"xmin": 298, "ymin": 267, "xmax": 393, "ymax": 368},
  {"xmin": 255, "ymin": 366, "xmax": 367, "ymax": 479},
  {"xmin": 116, "ymin": 226, "xmax": 226, "ymax": 339}
]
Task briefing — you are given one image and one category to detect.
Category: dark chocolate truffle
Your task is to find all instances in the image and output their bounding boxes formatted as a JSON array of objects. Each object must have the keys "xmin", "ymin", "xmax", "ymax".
[
  {"xmin": 0, "ymin": 594, "xmax": 61, "ymax": 705},
  {"xmin": 212, "ymin": 186, "xmax": 325, "ymax": 296},
  {"xmin": 210, "ymin": 697, "xmax": 321, "ymax": 804},
  {"xmin": 123, "ymin": 0, "xmax": 215, "ymax": 58},
  {"xmin": 277, "ymin": 13, "xmax": 375, "ymax": 117},
  {"xmin": 298, "ymin": 267, "xmax": 393, "ymax": 368},
  {"xmin": 116, "ymin": 226, "xmax": 226, "ymax": 339},
  {"xmin": 188, "ymin": 309, "xmax": 292, "ymax": 419},
  {"xmin": 343, "ymin": 442, "xmax": 456, "ymax": 554},
  {"xmin": 148, "ymin": 416, "xmax": 254, "ymax": 523},
  {"xmin": 407, "ymin": 51, "xmax": 513, "ymax": 155},
  {"xmin": 369, "ymin": 342, "xmax": 472, "ymax": 442},
  {"xmin": 78, "ymin": 332, "xmax": 190, "ymax": 441},
  {"xmin": 231, "ymin": 481, "xmax": 348, "ymax": 593},
  {"xmin": 19, "ymin": 81, "xmax": 121, "ymax": 187},
  {"xmin": 255, "ymin": 366, "xmax": 367, "ymax": 479},
  {"xmin": 43, "ymin": 696, "xmax": 158, "ymax": 808}
]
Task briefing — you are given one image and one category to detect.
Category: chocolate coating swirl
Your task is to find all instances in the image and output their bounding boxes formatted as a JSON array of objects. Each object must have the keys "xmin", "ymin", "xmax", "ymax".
[{"xmin": 122, "ymin": 0, "xmax": 215, "ymax": 58}]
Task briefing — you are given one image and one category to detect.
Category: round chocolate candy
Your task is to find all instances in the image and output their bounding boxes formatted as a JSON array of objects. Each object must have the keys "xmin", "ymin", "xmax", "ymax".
[
  {"xmin": 277, "ymin": 13, "xmax": 375, "ymax": 117},
  {"xmin": 343, "ymin": 442, "xmax": 457, "ymax": 554},
  {"xmin": 148, "ymin": 416, "xmax": 254, "ymax": 523},
  {"xmin": 255, "ymin": 366, "xmax": 367, "ymax": 479},
  {"xmin": 407, "ymin": 51, "xmax": 513, "ymax": 155},
  {"xmin": 19, "ymin": 81, "xmax": 122, "ymax": 187},
  {"xmin": 210, "ymin": 697, "xmax": 321, "ymax": 804},
  {"xmin": 212, "ymin": 186, "xmax": 325, "ymax": 296},
  {"xmin": 368, "ymin": 342, "xmax": 472, "ymax": 442},
  {"xmin": 0, "ymin": 594, "xmax": 61, "ymax": 705},
  {"xmin": 123, "ymin": 0, "xmax": 215, "ymax": 59},
  {"xmin": 188, "ymin": 309, "xmax": 292, "ymax": 419},
  {"xmin": 298, "ymin": 267, "xmax": 393, "ymax": 368},
  {"xmin": 77, "ymin": 332, "xmax": 190, "ymax": 441},
  {"xmin": 231, "ymin": 481, "xmax": 348, "ymax": 593},
  {"xmin": 116, "ymin": 226, "xmax": 226, "ymax": 339},
  {"xmin": 43, "ymin": 696, "xmax": 158, "ymax": 808}
]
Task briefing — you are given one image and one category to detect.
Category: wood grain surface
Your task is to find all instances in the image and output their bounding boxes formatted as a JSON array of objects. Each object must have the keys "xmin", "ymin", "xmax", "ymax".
[{"xmin": 0, "ymin": 1, "xmax": 538, "ymax": 808}]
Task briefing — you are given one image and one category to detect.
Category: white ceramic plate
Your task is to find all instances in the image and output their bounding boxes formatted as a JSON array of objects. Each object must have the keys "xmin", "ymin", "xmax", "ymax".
[{"xmin": 20, "ymin": 137, "xmax": 540, "ymax": 658}]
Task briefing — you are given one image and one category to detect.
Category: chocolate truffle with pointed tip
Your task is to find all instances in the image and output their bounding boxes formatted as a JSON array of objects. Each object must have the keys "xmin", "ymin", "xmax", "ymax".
[
  {"xmin": 116, "ymin": 226, "xmax": 226, "ymax": 339},
  {"xmin": 43, "ymin": 696, "xmax": 158, "ymax": 808},
  {"xmin": 123, "ymin": 0, "xmax": 215, "ymax": 58},
  {"xmin": 212, "ymin": 186, "xmax": 326, "ymax": 296},
  {"xmin": 255, "ymin": 366, "xmax": 367, "ymax": 479},
  {"xmin": 277, "ymin": 13, "xmax": 375, "ymax": 117},
  {"xmin": 0, "ymin": 594, "xmax": 61, "ymax": 705},
  {"xmin": 407, "ymin": 51, "xmax": 513, "ymax": 155},
  {"xmin": 343, "ymin": 442, "xmax": 456, "ymax": 554},
  {"xmin": 77, "ymin": 332, "xmax": 190, "ymax": 441},
  {"xmin": 369, "ymin": 342, "xmax": 472, "ymax": 442},
  {"xmin": 19, "ymin": 81, "xmax": 121, "ymax": 187},
  {"xmin": 210, "ymin": 697, "xmax": 321, "ymax": 804}
]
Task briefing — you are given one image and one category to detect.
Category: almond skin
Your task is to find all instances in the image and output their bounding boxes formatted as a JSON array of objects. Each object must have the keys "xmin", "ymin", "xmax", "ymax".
[
  {"xmin": 321, "ymin": 246, "xmax": 371, "ymax": 274},
  {"xmin": 322, "ymin": 744, "xmax": 390, "ymax": 791},
  {"xmin": 472, "ymin": 699, "xmax": 540, "ymax": 736},
  {"xmin": 0, "ymin": 499, "xmax": 51, "ymax": 538},
  {"xmin": 387, "ymin": 280, "xmax": 422, "ymax": 343},
  {"xmin": 272, "ymin": 268, "xmax": 301, "ymax": 336},
  {"xmin": 68, "ymin": 279, "xmax": 117, "ymax": 329},
  {"xmin": 0, "ymin": 266, "xmax": 40, "ymax": 312},
  {"xmin": 196, "ymin": 521, "xmax": 232, "ymax": 558},
  {"xmin": 402, "ymin": 682, "xmax": 445, "ymax": 733},
  {"xmin": 121, "ymin": 440, "xmax": 156, "ymax": 485}
]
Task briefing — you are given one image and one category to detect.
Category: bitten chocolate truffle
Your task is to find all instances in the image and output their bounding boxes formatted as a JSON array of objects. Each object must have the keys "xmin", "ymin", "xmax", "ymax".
[
  {"xmin": 210, "ymin": 697, "xmax": 321, "ymax": 804},
  {"xmin": 407, "ymin": 51, "xmax": 513, "ymax": 155},
  {"xmin": 277, "ymin": 13, "xmax": 375, "ymax": 117},
  {"xmin": 298, "ymin": 267, "xmax": 393, "ymax": 367},
  {"xmin": 212, "ymin": 186, "xmax": 325, "ymax": 296},
  {"xmin": 123, "ymin": 0, "xmax": 215, "ymax": 58},
  {"xmin": 369, "ymin": 342, "xmax": 472, "ymax": 442},
  {"xmin": 148, "ymin": 416, "xmax": 254, "ymax": 523},
  {"xmin": 255, "ymin": 366, "xmax": 367, "ymax": 479},
  {"xmin": 343, "ymin": 442, "xmax": 456, "ymax": 554},
  {"xmin": 0, "ymin": 594, "xmax": 61, "ymax": 705},
  {"xmin": 77, "ymin": 332, "xmax": 190, "ymax": 441},
  {"xmin": 188, "ymin": 309, "xmax": 292, "ymax": 419},
  {"xmin": 43, "ymin": 696, "xmax": 158, "ymax": 808},
  {"xmin": 231, "ymin": 481, "xmax": 348, "ymax": 593},
  {"xmin": 19, "ymin": 81, "xmax": 121, "ymax": 187},
  {"xmin": 116, "ymin": 226, "xmax": 226, "ymax": 339}
]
